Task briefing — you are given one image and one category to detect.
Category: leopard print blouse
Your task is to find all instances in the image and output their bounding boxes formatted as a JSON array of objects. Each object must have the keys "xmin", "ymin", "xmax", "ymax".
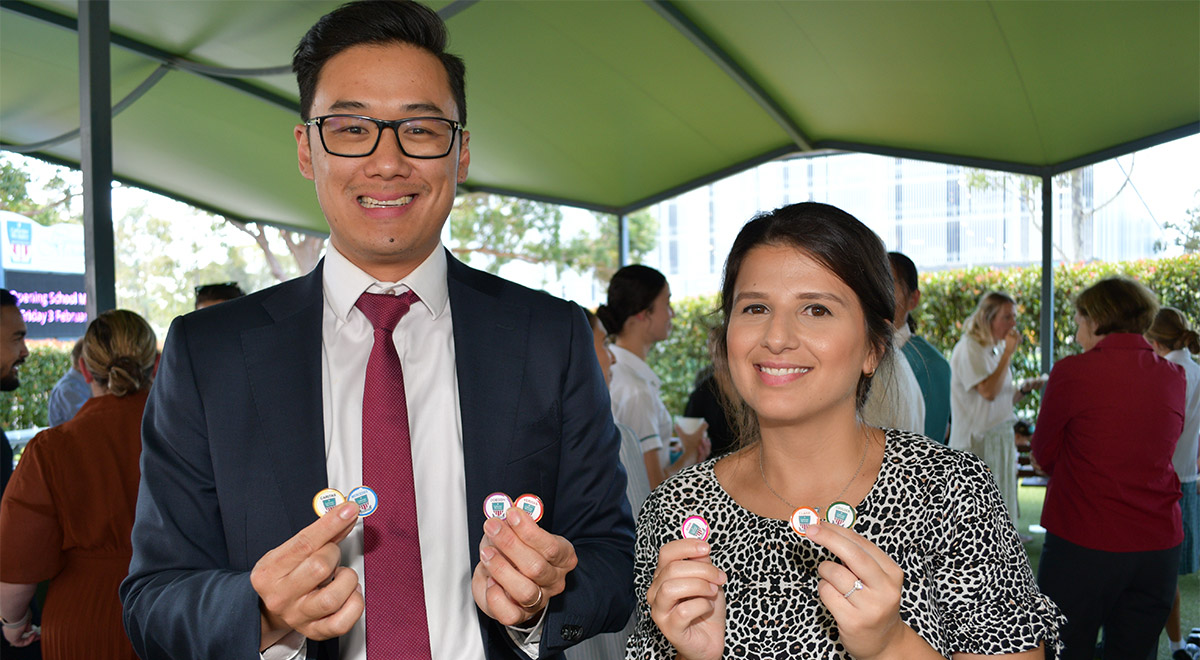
[{"xmin": 626, "ymin": 429, "xmax": 1063, "ymax": 659}]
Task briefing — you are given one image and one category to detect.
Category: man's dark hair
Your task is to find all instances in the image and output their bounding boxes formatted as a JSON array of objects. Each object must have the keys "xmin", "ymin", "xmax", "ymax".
[
  {"xmin": 887, "ymin": 251, "xmax": 919, "ymax": 296},
  {"xmin": 194, "ymin": 282, "xmax": 245, "ymax": 308},
  {"xmin": 293, "ymin": 0, "xmax": 467, "ymax": 125},
  {"xmin": 0, "ymin": 289, "xmax": 16, "ymax": 308}
]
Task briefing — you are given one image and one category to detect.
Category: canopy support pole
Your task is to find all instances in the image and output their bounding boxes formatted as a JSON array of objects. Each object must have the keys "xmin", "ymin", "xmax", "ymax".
[
  {"xmin": 1040, "ymin": 174, "xmax": 1054, "ymax": 374},
  {"xmin": 80, "ymin": 0, "xmax": 116, "ymax": 318},
  {"xmin": 618, "ymin": 213, "xmax": 629, "ymax": 266}
]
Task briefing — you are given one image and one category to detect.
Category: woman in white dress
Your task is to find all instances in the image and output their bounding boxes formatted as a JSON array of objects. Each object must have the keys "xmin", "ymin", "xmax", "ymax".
[
  {"xmin": 948, "ymin": 292, "xmax": 1041, "ymax": 524},
  {"xmin": 1146, "ymin": 307, "xmax": 1200, "ymax": 657},
  {"xmin": 598, "ymin": 265, "xmax": 709, "ymax": 488}
]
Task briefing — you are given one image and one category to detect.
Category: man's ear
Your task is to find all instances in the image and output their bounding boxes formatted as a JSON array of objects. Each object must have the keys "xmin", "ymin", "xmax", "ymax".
[
  {"xmin": 296, "ymin": 124, "xmax": 315, "ymax": 181},
  {"xmin": 456, "ymin": 130, "xmax": 471, "ymax": 184},
  {"xmin": 910, "ymin": 289, "xmax": 922, "ymax": 312},
  {"xmin": 78, "ymin": 356, "xmax": 93, "ymax": 384}
]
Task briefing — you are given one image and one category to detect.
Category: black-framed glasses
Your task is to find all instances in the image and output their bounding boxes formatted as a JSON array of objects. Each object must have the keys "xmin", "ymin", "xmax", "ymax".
[{"xmin": 303, "ymin": 114, "xmax": 462, "ymax": 159}]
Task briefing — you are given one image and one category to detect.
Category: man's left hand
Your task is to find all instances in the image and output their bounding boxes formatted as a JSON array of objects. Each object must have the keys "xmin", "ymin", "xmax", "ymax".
[{"xmin": 471, "ymin": 507, "xmax": 578, "ymax": 626}]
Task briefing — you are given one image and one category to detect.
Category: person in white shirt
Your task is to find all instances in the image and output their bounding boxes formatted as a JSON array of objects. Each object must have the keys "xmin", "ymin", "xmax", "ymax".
[
  {"xmin": 597, "ymin": 265, "xmax": 709, "ymax": 489},
  {"xmin": 949, "ymin": 291, "xmax": 1042, "ymax": 524},
  {"xmin": 1147, "ymin": 306, "xmax": 1200, "ymax": 659},
  {"xmin": 120, "ymin": 3, "xmax": 634, "ymax": 659}
]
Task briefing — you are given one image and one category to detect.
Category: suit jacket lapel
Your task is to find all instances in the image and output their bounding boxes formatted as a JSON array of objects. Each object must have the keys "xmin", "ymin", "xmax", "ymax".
[
  {"xmin": 242, "ymin": 262, "xmax": 328, "ymax": 536},
  {"xmin": 446, "ymin": 255, "xmax": 528, "ymax": 554}
]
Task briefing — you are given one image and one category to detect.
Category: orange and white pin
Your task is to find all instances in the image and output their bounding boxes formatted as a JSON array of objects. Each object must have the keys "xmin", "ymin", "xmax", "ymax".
[
  {"xmin": 483, "ymin": 492, "xmax": 544, "ymax": 522},
  {"xmin": 312, "ymin": 488, "xmax": 346, "ymax": 517},
  {"xmin": 790, "ymin": 506, "xmax": 820, "ymax": 537}
]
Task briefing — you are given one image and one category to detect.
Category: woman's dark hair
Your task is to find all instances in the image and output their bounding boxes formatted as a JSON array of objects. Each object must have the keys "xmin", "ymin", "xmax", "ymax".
[
  {"xmin": 595, "ymin": 265, "xmax": 668, "ymax": 336},
  {"xmin": 1074, "ymin": 276, "xmax": 1159, "ymax": 336},
  {"xmin": 712, "ymin": 202, "xmax": 895, "ymax": 447},
  {"xmin": 293, "ymin": 0, "xmax": 467, "ymax": 124}
]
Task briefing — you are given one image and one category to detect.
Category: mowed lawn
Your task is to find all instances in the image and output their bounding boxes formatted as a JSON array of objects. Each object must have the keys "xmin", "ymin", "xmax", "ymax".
[{"xmin": 1017, "ymin": 484, "xmax": 1199, "ymax": 660}]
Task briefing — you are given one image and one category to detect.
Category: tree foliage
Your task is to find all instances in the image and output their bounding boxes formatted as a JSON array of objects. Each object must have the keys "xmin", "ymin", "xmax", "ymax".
[
  {"xmin": 1156, "ymin": 195, "xmax": 1200, "ymax": 253},
  {"xmin": 0, "ymin": 157, "xmax": 81, "ymax": 226},
  {"xmin": 449, "ymin": 192, "xmax": 657, "ymax": 285}
]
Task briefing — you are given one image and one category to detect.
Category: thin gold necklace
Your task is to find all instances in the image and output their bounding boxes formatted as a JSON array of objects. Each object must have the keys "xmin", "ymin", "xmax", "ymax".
[{"xmin": 759, "ymin": 427, "xmax": 870, "ymax": 512}]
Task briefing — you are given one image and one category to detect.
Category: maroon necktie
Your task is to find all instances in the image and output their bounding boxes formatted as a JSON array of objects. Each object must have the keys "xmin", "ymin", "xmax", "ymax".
[{"xmin": 355, "ymin": 290, "xmax": 431, "ymax": 658}]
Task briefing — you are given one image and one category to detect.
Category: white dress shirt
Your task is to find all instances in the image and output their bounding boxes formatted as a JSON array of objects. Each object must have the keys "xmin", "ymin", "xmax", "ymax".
[
  {"xmin": 267, "ymin": 245, "xmax": 539, "ymax": 659},
  {"xmin": 608, "ymin": 345, "xmax": 669, "ymax": 467},
  {"xmin": 948, "ymin": 336, "xmax": 1016, "ymax": 450},
  {"xmin": 1165, "ymin": 348, "xmax": 1200, "ymax": 484}
]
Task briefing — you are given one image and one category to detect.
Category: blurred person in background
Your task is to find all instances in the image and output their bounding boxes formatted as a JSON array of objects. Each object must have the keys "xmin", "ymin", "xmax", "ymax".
[
  {"xmin": 949, "ymin": 291, "xmax": 1042, "ymax": 524},
  {"xmin": 1032, "ymin": 278, "xmax": 1185, "ymax": 660},
  {"xmin": 0, "ymin": 290, "xmax": 40, "ymax": 658},
  {"xmin": 45, "ymin": 339, "xmax": 90, "ymax": 427},
  {"xmin": 193, "ymin": 281, "xmax": 245, "ymax": 310},
  {"xmin": 888, "ymin": 252, "xmax": 951, "ymax": 443},
  {"xmin": 568, "ymin": 307, "xmax": 652, "ymax": 660},
  {"xmin": 684, "ymin": 365, "xmax": 736, "ymax": 458},
  {"xmin": 598, "ymin": 265, "xmax": 709, "ymax": 488},
  {"xmin": 0, "ymin": 309, "xmax": 157, "ymax": 659},
  {"xmin": 1146, "ymin": 307, "xmax": 1200, "ymax": 660}
]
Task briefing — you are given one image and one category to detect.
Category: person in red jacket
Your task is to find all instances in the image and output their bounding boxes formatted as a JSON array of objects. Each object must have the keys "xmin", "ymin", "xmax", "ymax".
[{"xmin": 1032, "ymin": 277, "xmax": 1187, "ymax": 660}]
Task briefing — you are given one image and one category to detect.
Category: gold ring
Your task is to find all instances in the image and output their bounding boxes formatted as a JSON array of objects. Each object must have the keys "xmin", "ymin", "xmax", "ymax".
[{"xmin": 520, "ymin": 588, "xmax": 544, "ymax": 610}]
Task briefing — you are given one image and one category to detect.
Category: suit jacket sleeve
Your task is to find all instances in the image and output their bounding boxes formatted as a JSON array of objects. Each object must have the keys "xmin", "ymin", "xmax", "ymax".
[
  {"xmin": 120, "ymin": 315, "xmax": 263, "ymax": 660},
  {"xmin": 537, "ymin": 305, "xmax": 635, "ymax": 654}
]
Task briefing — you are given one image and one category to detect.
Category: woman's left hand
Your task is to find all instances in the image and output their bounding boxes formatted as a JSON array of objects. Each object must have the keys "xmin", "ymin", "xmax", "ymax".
[
  {"xmin": 2, "ymin": 619, "xmax": 39, "ymax": 647},
  {"xmin": 806, "ymin": 521, "xmax": 906, "ymax": 659}
]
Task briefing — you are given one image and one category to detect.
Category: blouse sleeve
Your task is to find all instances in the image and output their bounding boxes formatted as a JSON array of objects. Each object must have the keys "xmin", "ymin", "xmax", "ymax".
[
  {"xmin": 950, "ymin": 338, "xmax": 993, "ymax": 392},
  {"xmin": 0, "ymin": 431, "xmax": 67, "ymax": 584},
  {"xmin": 931, "ymin": 451, "xmax": 1064, "ymax": 657},
  {"xmin": 625, "ymin": 486, "xmax": 679, "ymax": 659}
]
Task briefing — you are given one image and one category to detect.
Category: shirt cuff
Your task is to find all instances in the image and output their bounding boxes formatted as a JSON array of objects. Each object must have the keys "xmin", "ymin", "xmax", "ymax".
[
  {"xmin": 260, "ymin": 630, "xmax": 306, "ymax": 660},
  {"xmin": 505, "ymin": 608, "xmax": 547, "ymax": 659},
  {"xmin": 638, "ymin": 434, "xmax": 663, "ymax": 453}
]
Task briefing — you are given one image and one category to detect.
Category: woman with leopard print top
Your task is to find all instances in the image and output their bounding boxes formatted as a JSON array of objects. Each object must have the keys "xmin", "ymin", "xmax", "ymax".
[{"xmin": 627, "ymin": 202, "xmax": 1062, "ymax": 660}]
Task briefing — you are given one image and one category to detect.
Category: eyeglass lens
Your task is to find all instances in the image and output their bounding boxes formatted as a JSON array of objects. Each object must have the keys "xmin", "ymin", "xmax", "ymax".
[{"xmin": 319, "ymin": 116, "xmax": 455, "ymax": 157}]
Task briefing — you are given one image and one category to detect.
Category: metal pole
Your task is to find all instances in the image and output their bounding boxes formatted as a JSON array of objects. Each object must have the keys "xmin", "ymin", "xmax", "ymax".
[
  {"xmin": 1040, "ymin": 174, "xmax": 1054, "ymax": 374},
  {"xmin": 79, "ymin": 0, "xmax": 116, "ymax": 318},
  {"xmin": 618, "ymin": 213, "xmax": 629, "ymax": 266}
]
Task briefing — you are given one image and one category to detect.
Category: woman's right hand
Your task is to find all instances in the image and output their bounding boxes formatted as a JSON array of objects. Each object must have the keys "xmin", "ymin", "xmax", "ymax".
[
  {"xmin": 647, "ymin": 538, "xmax": 727, "ymax": 660},
  {"xmin": 2, "ymin": 620, "xmax": 39, "ymax": 647},
  {"xmin": 1003, "ymin": 327, "xmax": 1022, "ymax": 355},
  {"xmin": 675, "ymin": 421, "xmax": 711, "ymax": 463}
]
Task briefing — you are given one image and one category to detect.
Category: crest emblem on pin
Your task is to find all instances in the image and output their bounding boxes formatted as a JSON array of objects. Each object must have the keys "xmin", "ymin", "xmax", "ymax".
[
  {"xmin": 346, "ymin": 486, "xmax": 379, "ymax": 517},
  {"xmin": 484, "ymin": 492, "xmax": 514, "ymax": 519},
  {"xmin": 790, "ymin": 506, "xmax": 820, "ymax": 537},
  {"xmin": 825, "ymin": 501, "xmax": 856, "ymax": 529},
  {"xmin": 681, "ymin": 515, "xmax": 711, "ymax": 541},
  {"xmin": 513, "ymin": 494, "xmax": 544, "ymax": 523},
  {"xmin": 312, "ymin": 488, "xmax": 346, "ymax": 517}
]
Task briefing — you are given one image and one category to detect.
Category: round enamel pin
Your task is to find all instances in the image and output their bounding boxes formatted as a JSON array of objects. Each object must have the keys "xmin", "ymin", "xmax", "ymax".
[
  {"xmin": 347, "ymin": 486, "xmax": 379, "ymax": 518},
  {"xmin": 824, "ymin": 501, "xmax": 856, "ymax": 529},
  {"xmin": 681, "ymin": 515, "xmax": 711, "ymax": 541},
  {"xmin": 789, "ymin": 506, "xmax": 820, "ymax": 537},
  {"xmin": 484, "ymin": 492, "xmax": 514, "ymax": 519},
  {"xmin": 312, "ymin": 488, "xmax": 346, "ymax": 517},
  {"xmin": 514, "ymin": 494, "xmax": 544, "ymax": 523}
]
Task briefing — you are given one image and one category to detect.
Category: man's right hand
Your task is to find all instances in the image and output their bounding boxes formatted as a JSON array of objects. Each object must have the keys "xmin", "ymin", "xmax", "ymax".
[{"xmin": 250, "ymin": 501, "xmax": 364, "ymax": 651}]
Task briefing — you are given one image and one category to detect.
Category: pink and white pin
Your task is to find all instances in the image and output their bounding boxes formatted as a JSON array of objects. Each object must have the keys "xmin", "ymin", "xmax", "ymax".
[
  {"xmin": 483, "ymin": 492, "xmax": 514, "ymax": 519},
  {"xmin": 681, "ymin": 515, "xmax": 711, "ymax": 541}
]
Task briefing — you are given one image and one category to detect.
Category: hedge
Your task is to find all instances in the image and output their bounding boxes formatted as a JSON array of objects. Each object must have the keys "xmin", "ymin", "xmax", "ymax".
[
  {"xmin": 648, "ymin": 254, "xmax": 1200, "ymax": 418},
  {"xmin": 4, "ymin": 254, "xmax": 1197, "ymax": 431}
]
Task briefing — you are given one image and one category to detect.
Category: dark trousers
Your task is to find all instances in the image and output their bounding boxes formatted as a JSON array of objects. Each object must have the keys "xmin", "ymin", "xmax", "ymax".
[{"xmin": 1037, "ymin": 532, "xmax": 1180, "ymax": 660}]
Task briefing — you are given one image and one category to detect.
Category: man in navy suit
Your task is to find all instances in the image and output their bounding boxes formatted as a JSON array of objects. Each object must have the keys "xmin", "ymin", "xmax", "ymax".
[{"xmin": 119, "ymin": 2, "xmax": 634, "ymax": 659}]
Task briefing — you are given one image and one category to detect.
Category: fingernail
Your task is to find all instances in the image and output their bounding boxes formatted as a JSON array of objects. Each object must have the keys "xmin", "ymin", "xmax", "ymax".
[
  {"xmin": 697, "ymin": 542, "xmax": 710, "ymax": 554},
  {"xmin": 487, "ymin": 577, "xmax": 496, "ymax": 588},
  {"xmin": 484, "ymin": 518, "xmax": 501, "ymax": 537},
  {"xmin": 481, "ymin": 546, "xmax": 495, "ymax": 563},
  {"xmin": 338, "ymin": 503, "xmax": 356, "ymax": 520},
  {"xmin": 355, "ymin": 583, "xmax": 363, "ymax": 594},
  {"xmin": 709, "ymin": 583, "xmax": 718, "ymax": 595},
  {"xmin": 507, "ymin": 509, "xmax": 522, "ymax": 527}
]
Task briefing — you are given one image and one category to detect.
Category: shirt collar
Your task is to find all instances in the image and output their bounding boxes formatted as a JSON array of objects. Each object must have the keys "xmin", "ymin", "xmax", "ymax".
[
  {"xmin": 322, "ymin": 243, "xmax": 450, "ymax": 322},
  {"xmin": 1094, "ymin": 332, "xmax": 1154, "ymax": 351},
  {"xmin": 894, "ymin": 323, "xmax": 912, "ymax": 348},
  {"xmin": 609, "ymin": 344, "xmax": 660, "ymax": 387}
]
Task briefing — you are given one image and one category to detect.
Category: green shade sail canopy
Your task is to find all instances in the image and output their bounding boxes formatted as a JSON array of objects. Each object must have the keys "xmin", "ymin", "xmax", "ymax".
[{"xmin": 2, "ymin": 0, "xmax": 1197, "ymax": 234}]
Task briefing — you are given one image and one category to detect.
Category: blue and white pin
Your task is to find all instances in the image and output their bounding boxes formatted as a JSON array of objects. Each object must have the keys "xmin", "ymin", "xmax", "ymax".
[
  {"xmin": 347, "ymin": 486, "xmax": 379, "ymax": 518},
  {"xmin": 312, "ymin": 488, "xmax": 346, "ymax": 517}
]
